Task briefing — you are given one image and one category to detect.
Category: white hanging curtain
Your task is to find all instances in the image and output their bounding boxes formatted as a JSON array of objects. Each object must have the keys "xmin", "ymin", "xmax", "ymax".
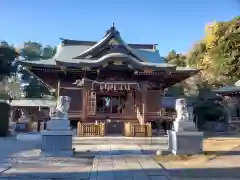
[{"xmin": 90, "ymin": 80, "xmax": 140, "ymax": 90}]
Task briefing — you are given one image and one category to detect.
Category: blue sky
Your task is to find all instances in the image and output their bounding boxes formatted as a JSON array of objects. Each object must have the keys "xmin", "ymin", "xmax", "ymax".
[{"xmin": 0, "ymin": 0, "xmax": 239, "ymax": 56}]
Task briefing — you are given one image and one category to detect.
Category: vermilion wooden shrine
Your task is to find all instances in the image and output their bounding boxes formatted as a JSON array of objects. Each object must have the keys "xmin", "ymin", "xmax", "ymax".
[{"xmin": 19, "ymin": 25, "xmax": 199, "ymax": 133}]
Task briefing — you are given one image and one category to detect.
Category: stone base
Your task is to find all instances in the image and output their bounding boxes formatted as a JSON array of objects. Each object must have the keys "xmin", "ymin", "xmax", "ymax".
[
  {"xmin": 177, "ymin": 120, "xmax": 197, "ymax": 131},
  {"xmin": 168, "ymin": 130, "xmax": 204, "ymax": 155},
  {"xmin": 17, "ymin": 133, "xmax": 42, "ymax": 141},
  {"xmin": 40, "ymin": 150, "xmax": 73, "ymax": 157},
  {"xmin": 47, "ymin": 118, "xmax": 70, "ymax": 131},
  {"xmin": 41, "ymin": 130, "xmax": 73, "ymax": 157}
]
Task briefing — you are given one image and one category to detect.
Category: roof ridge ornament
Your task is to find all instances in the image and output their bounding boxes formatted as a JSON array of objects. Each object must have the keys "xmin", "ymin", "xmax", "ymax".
[{"xmin": 104, "ymin": 22, "xmax": 119, "ymax": 37}]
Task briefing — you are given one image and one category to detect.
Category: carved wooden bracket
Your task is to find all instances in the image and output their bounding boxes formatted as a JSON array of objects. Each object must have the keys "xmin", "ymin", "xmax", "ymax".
[{"xmin": 72, "ymin": 79, "xmax": 84, "ymax": 87}]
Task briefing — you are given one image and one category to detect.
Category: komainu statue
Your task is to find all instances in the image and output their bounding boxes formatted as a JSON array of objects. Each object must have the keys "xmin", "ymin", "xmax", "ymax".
[
  {"xmin": 172, "ymin": 98, "xmax": 188, "ymax": 132},
  {"xmin": 54, "ymin": 96, "xmax": 71, "ymax": 118}
]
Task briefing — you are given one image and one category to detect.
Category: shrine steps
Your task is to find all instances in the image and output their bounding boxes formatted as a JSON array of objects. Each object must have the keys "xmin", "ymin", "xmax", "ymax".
[{"xmin": 73, "ymin": 136, "xmax": 168, "ymax": 145}]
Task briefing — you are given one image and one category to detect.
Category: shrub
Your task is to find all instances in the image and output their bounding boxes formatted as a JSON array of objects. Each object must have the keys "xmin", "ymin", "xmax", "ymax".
[
  {"xmin": 0, "ymin": 101, "xmax": 10, "ymax": 136},
  {"xmin": 193, "ymin": 100, "xmax": 228, "ymax": 129}
]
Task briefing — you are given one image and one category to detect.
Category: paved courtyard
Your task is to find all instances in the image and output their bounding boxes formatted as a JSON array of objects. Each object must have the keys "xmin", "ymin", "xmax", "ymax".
[
  {"xmin": 2, "ymin": 135, "xmax": 240, "ymax": 179},
  {"xmin": 0, "ymin": 136, "xmax": 170, "ymax": 180}
]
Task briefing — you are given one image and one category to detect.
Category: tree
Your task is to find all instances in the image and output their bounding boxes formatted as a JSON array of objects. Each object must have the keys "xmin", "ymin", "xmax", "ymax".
[
  {"xmin": 20, "ymin": 41, "xmax": 56, "ymax": 60},
  {"xmin": 0, "ymin": 41, "xmax": 19, "ymax": 101},
  {"xmin": 18, "ymin": 42, "xmax": 57, "ymax": 98},
  {"xmin": 187, "ymin": 16, "xmax": 240, "ymax": 86},
  {"xmin": 21, "ymin": 41, "xmax": 42, "ymax": 60},
  {"xmin": 42, "ymin": 45, "xmax": 57, "ymax": 59},
  {"xmin": 24, "ymin": 77, "xmax": 49, "ymax": 98},
  {"xmin": 165, "ymin": 50, "xmax": 187, "ymax": 66},
  {"xmin": 0, "ymin": 42, "xmax": 18, "ymax": 77}
]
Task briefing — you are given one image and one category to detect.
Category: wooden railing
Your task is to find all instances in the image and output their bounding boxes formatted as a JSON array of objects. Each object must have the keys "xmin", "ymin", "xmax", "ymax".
[
  {"xmin": 124, "ymin": 122, "xmax": 152, "ymax": 137},
  {"xmin": 77, "ymin": 122, "xmax": 105, "ymax": 136}
]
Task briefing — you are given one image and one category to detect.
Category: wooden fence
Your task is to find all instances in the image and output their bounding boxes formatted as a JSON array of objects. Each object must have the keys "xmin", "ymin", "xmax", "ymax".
[
  {"xmin": 77, "ymin": 122, "xmax": 105, "ymax": 136},
  {"xmin": 124, "ymin": 122, "xmax": 152, "ymax": 137}
]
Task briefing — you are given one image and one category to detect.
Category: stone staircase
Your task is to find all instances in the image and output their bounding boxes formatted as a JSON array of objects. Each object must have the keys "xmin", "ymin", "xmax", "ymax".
[{"xmin": 73, "ymin": 136, "xmax": 168, "ymax": 145}]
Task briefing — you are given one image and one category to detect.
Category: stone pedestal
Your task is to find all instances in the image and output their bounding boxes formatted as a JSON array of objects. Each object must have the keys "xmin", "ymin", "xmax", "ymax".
[
  {"xmin": 168, "ymin": 130, "xmax": 203, "ymax": 155},
  {"xmin": 177, "ymin": 120, "xmax": 196, "ymax": 131},
  {"xmin": 40, "ymin": 117, "xmax": 73, "ymax": 157},
  {"xmin": 167, "ymin": 99, "xmax": 204, "ymax": 155}
]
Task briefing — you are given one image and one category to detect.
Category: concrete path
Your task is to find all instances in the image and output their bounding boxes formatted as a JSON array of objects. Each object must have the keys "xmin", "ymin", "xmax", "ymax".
[
  {"xmin": 89, "ymin": 144, "xmax": 170, "ymax": 180},
  {"xmin": 0, "ymin": 137, "xmax": 171, "ymax": 180}
]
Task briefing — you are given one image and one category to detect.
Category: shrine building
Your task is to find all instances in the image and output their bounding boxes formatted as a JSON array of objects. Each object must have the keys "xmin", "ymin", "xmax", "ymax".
[{"xmin": 18, "ymin": 25, "xmax": 199, "ymax": 133}]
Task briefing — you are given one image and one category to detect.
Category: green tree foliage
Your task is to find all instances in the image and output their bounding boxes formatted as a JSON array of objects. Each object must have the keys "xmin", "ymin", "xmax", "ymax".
[
  {"xmin": 0, "ymin": 40, "xmax": 57, "ymax": 99},
  {"xmin": 165, "ymin": 50, "xmax": 187, "ymax": 66},
  {"xmin": 187, "ymin": 16, "xmax": 240, "ymax": 85},
  {"xmin": 193, "ymin": 99, "xmax": 228, "ymax": 129},
  {"xmin": 21, "ymin": 41, "xmax": 42, "ymax": 59},
  {"xmin": 164, "ymin": 50, "xmax": 189, "ymax": 96},
  {"xmin": 19, "ymin": 41, "xmax": 56, "ymax": 98},
  {"xmin": 42, "ymin": 45, "xmax": 57, "ymax": 59},
  {"xmin": 0, "ymin": 41, "xmax": 18, "ymax": 76},
  {"xmin": 0, "ymin": 41, "xmax": 19, "ymax": 100},
  {"xmin": 21, "ymin": 41, "xmax": 56, "ymax": 60},
  {"xmin": 24, "ymin": 78, "xmax": 51, "ymax": 98}
]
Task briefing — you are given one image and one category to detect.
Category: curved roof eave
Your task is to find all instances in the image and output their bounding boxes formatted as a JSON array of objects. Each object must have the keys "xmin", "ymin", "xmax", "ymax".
[
  {"xmin": 114, "ymin": 32, "xmax": 146, "ymax": 62},
  {"xmin": 75, "ymin": 28, "xmax": 146, "ymax": 62},
  {"xmin": 76, "ymin": 33, "xmax": 113, "ymax": 58},
  {"xmin": 17, "ymin": 59, "xmax": 57, "ymax": 68},
  {"xmin": 56, "ymin": 53, "xmax": 176, "ymax": 70}
]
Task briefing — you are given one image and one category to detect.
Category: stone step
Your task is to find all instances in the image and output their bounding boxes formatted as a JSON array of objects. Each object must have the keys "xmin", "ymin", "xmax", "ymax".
[{"xmin": 73, "ymin": 136, "xmax": 168, "ymax": 145}]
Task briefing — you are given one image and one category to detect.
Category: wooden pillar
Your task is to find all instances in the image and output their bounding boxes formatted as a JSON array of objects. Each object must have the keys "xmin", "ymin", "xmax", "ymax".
[
  {"xmin": 141, "ymin": 83, "xmax": 148, "ymax": 124},
  {"xmin": 57, "ymin": 79, "xmax": 60, "ymax": 99},
  {"xmin": 81, "ymin": 86, "xmax": 87, "ymax": 122}
]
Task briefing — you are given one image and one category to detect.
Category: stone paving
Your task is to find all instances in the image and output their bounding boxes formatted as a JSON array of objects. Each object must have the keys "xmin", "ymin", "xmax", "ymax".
[
  {"xmin": 2, "ymin": 135, "xmax": 240, "ymax": 179},
  {"xmin": 0, "ymin": 136, "xmax": 171, "ymax": 180}
]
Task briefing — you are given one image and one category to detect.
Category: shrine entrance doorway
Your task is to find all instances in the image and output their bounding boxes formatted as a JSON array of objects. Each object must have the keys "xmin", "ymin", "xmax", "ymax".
[{"xmin": 96, "ymin": 91, "xmax": 127, "ymax": 114}]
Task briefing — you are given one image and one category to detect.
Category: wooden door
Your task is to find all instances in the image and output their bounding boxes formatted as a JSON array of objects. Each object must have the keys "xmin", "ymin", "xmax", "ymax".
[{"xmin": 88, "ymin": 90, "xmax": 96, "ymax": 116}]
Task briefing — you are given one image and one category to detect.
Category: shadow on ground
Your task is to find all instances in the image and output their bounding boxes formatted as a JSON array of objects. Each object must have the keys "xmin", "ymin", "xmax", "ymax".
[
  {"xmin": 1, "ymin": 168, "xmax": 170, "ymax": 179},
  {"xmin": 167, "ymin": 167, "xmax": 240, "ymax": 179},
  {"xmin": 0, "ymin": 137, "xmax": 41, "ymax": 163},
  {"xmin": 2, "ymin": 167, "xmax": 240, "ymax": 179}
]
